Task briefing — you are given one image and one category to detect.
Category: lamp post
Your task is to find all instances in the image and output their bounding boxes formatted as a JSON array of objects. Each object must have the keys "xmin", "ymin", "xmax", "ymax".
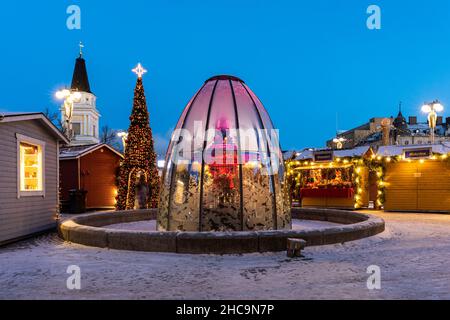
[
  {"xmin": 421, "ymin": 100, "xmax": 444, "ymax": 144},
  {"xmin": 333, "ymin": 137, "xmax": 347, "ymax": 150},
  {"xmin": 117, "ymin": 131, "xmax": 129, "ymax": 152},
  {"xmin": 55, "ymin": 89, "xmax": 82, "ymax": 140}
]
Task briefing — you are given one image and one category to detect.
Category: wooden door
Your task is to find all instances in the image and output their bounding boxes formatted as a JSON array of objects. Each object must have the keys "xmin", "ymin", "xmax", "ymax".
[{"xmin": 384, "ymin": 162, "xmax": 418, "ymax": 211}]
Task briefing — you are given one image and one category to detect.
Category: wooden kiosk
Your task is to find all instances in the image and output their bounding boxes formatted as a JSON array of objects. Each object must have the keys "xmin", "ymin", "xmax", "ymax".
[
  {"xmin": 286, "ymin": 146, "xmax": 375, "ymax": 210},
  {"xmin": 377, "ymin": 143, "xmax": 450, "ymax": 213}
]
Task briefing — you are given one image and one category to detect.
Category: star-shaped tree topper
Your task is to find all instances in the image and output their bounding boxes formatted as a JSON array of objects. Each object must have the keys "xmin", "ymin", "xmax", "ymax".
[{"xmin": 132, "ymin": 63, "xmax": 148, "ymax": 79}]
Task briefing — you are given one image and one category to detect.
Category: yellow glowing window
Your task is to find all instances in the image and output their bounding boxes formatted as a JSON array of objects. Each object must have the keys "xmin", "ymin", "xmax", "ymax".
[{"xmin": 19, "ymin": 142, "xmax": 43, "ymax": 192}]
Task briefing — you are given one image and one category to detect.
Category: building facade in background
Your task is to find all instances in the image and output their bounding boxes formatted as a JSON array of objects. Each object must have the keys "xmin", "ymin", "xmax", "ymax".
[{"xmin": 326, "ymin": 108, "xmax": 450, "ymax": 149}]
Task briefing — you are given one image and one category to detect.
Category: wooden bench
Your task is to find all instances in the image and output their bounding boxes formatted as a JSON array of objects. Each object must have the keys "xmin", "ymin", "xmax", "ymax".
[{"xmin": 287, "ymin": 238, "xmax": 307, "ymax": 258}]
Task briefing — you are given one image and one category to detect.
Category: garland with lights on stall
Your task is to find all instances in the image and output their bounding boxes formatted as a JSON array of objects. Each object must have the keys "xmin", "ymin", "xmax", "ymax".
[
  {"xmin": 285, "ymin": 155, "xmax": 391, "ymax": 209},
  {"xmin": 116, "ymin": 65, "xmax": 160, "ymax": 210},
  {"xmin": 349, "ymin": 155, "xmax": 393, "ymax": 209}
]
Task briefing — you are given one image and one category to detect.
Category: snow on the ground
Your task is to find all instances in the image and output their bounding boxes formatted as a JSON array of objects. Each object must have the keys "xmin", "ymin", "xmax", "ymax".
[
  {"xmin": 1, "ymin": 212, "xmax": 450, "ymax": 300},
  {"xmin": 106, "ymin": 219, "xmax": 339, "ymax": 232}
]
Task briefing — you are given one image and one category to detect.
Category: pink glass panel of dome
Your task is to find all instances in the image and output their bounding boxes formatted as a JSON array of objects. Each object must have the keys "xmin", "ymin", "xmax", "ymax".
[{"xmin": 158, "ymin": 75, "xmax": 291, "ymax": 232}]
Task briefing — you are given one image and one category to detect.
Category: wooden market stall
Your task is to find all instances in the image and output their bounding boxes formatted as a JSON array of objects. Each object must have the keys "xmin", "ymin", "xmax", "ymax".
[
  {"xmin": 287, "ymin": 146, "xmax": 375, "ymax": 210},
  {"xmin": 60, "ymin": 143, "xmax": 123, "ymax": 210},
  {"xmin": 377, "ymin": 143, "xmax": 450, "ymax": 213}
]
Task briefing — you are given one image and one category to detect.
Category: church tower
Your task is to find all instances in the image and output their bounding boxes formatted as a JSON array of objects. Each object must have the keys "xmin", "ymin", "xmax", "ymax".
[{"xmin": 62, "ymin": 44, "xmax": 101, "ymax": 146}]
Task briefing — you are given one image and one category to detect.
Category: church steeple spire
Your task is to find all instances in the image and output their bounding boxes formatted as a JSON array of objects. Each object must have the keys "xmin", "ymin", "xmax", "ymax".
[
  {"xmin": 393, "ymin": 101, "xmax": 408, "ymax": 130},
  {"xmin": 61, "ymin": 42, "xmax": 100, "ymax": 146},
  {"xmin": 71, "ymin": 42, "xmax": 92, "ymax": 93}
]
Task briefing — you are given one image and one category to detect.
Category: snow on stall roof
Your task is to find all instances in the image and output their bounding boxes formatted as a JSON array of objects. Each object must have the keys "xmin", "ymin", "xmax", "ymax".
[
  {"xmin": 377, "ymin": 143, "xmax": 450, "ymax": 156},
  {"xmin": 294, "ymin": 149, "xmax": 314, "ymax": 160},
  {"xmin": 292, "ymin": 146, "xmax": 371, "ymax": 160},
  {"xmin": 60, "ymin": 144, "xmax": 102, "ymax": 159},
  {"xmin": 60, "ymin": 143, "xmax": 124, "ymax": 159},
  {"xmin": 334, "ymin": 146, "xmax": 370, "ymax": 158},
  {"xmin": 283, "ymin": 150, "xmax": 296, "ymax": 160}
]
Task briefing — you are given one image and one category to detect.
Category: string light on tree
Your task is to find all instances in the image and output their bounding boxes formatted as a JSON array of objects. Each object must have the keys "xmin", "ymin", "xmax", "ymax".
[{"xmin": 116, "ymin": 63, "xmax": 160, "ymax": 210}]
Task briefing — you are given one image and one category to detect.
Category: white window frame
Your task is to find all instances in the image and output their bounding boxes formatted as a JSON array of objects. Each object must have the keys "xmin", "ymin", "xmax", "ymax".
[{"xmin": 16, "ymin": 133, "xmax": 46, "ymax": 198}]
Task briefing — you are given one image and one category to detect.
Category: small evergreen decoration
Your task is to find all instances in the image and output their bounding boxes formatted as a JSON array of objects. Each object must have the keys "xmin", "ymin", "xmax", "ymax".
[{"xmin": 116, "ymin": 64, "xmax": 160, "ymax": 210}]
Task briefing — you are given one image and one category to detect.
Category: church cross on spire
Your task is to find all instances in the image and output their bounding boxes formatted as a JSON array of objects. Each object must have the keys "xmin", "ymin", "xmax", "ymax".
[{"xmin": 79, "ymin": 41, "xmax": 84, "ymax": 57}]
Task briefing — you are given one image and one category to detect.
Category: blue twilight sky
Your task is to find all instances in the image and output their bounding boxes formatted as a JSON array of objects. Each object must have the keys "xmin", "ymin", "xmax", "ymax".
[{"xmin": 1, "ymin": 0, "xmax": 450, "ymax": 152}]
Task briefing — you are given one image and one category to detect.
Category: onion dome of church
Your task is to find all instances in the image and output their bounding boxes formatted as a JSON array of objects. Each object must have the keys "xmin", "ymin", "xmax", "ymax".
[{"xmin": 158, "ymin": 75, "xmax": 291, "ymax": 232}]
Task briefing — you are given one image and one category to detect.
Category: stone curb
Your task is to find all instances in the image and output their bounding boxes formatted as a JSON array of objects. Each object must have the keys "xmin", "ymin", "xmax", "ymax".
[{"xmin": 58, "ymin": 208, "xmax": 385, "ymax": 254}]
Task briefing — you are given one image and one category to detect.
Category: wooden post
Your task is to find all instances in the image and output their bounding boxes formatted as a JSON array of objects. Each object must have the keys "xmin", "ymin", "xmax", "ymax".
[{"xmin": 287, "ymin": 238, "xmax": 307, "ymax": 258}]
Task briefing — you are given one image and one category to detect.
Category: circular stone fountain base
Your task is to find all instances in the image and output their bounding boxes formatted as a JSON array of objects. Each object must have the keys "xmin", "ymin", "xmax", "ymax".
[{"xmin": 58, "ymin": 208, "xmax": 385, "ymax": 254}]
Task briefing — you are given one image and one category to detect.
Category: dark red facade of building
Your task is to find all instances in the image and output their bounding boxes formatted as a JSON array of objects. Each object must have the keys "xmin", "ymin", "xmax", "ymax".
[{"xmin": 60, "ymin": 144, "xmax": 123, "ymax": 209}]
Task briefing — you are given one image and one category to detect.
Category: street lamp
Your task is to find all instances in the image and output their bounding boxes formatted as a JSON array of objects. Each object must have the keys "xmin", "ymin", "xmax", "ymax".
[
  {"xmin": 333, "ymin": 137, "xmax": 347, "ymax": 149},
  {"xmin": 55, "ymin": 89, "xmax": 82, "ymax": 140},
  {"xmin": 117, "ymin": 131, "xmax": 129, "ymax": 151},
  {"xmin": 421, "ymin": 100, "xmax": 444, "ymax": 144}
]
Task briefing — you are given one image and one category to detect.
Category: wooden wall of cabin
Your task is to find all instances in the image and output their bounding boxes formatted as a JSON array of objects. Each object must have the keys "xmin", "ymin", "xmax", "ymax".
[
  {"xmin": 0, "ymin": 120, "xmax": 59, "ymax": 244},
  {"xmin": 384, "ymin": 161, "xmax": 450, "ymax": 212},
  {"xmin": 79, "ymin": 147, "xmax": 121, "ymax": 209},
  {"xmin": 59, "ymin": 159, "xmax": 79, "ymax": 203}
]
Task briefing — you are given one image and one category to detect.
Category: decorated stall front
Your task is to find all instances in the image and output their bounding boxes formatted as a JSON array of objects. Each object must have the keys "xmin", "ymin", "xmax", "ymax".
[
  {"xmin": 286, "ymin": 146, "xmax": 380, "ymax": 209},
  {"xmin": 376, "ymin": 143, "xmax": 450, "ymax": 213}
]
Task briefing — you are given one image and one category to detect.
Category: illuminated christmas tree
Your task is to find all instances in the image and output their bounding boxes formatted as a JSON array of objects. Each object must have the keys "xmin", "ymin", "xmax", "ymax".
[{"xmin": 116, "ymin": 64, "xmax": 160, "ymax": 210}]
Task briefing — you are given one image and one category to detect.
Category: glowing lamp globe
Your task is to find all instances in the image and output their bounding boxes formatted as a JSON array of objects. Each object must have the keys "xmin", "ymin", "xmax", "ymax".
[
  {"xmin": 158, "ymin": 75, "xmax": 291, "ymax": 232},
  {"xmin": 434, "ymin": 103, "xmax": 444, "ymax": 112},
  {"xmin": 421, "ymin": 104, "xmax": 432, "ymax": 113}
]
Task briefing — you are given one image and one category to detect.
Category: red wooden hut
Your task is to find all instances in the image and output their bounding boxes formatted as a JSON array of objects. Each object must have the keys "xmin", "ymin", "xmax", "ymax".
[{"xmin": 59, "ymin": 143, "xmax": 123, "ymax": 210}]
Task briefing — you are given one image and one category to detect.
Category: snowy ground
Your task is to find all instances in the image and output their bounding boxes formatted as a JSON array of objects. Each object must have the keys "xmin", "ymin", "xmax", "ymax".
[
  {"xmin": 1, "ymin": 211, "xmax": 450, "ymax": 300},
  {"xmin": 106, "ymin": 219, "xmax": 339, "ymax": 232}
]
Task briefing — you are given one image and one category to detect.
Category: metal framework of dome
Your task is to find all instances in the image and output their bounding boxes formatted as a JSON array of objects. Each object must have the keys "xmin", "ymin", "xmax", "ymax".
[{"xmin": 158, "ymin": 75, "xmax": 291, "ymax": 232}]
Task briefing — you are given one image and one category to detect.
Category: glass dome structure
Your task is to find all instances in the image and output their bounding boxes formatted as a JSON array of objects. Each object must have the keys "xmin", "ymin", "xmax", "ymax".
[{"xmin": 158, "ymin": 75, "xmax": 291, "ymax": 232}]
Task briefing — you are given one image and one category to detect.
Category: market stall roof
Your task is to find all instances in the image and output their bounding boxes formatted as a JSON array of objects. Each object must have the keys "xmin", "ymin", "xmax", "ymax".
[
  {"xmin": 335, "ymin": 146, "xmax": 372, "ymax": 158},
  {"xmin": 377, "ymin": 143, "xmax": 450, "ymax": 156},
  {"xmin": 60, "ymin": 143, "xmax": 123, "ymax": 160},
  {"xmin": 292, "ymin": 146, "xmax": 372, "ymax": 161}
]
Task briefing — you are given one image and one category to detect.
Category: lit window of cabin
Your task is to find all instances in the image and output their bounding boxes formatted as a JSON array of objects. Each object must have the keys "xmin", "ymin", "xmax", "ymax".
[{"xmin": 17, "ymin": 134, "xmax": 45, "ymax": 197}]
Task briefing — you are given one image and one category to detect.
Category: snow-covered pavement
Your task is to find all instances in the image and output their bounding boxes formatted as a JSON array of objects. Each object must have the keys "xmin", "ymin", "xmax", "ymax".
[{"xmin": 1, "ymin": 212, "xmax": 450, "ymax": 300}]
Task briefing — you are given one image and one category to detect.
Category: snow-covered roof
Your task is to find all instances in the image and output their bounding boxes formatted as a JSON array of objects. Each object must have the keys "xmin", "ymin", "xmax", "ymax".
[
  {"xmin": 408, "ymin": 123, "xmax": 447, "ymax": 136},
  {"xmin": 293, "ymin": 149, "xmax": 314, "ymax": 160},
  {"xmin": 291, "ymin": 146, "xmax": 371, "ymax": 161},
  {"xmin": 377, "ymin": 143, "xmax": 450, "ymax": 156},
  {"xmin": 60, "ymin": 143, "xmax": 123, "ymax": 160},
  {"xmin": 283, "ymin": 150, "xmax": 297, "ymax": 161},
  {"xmin": 334, "ymin": 146, "xmax": 371, "ymax": 158}
]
